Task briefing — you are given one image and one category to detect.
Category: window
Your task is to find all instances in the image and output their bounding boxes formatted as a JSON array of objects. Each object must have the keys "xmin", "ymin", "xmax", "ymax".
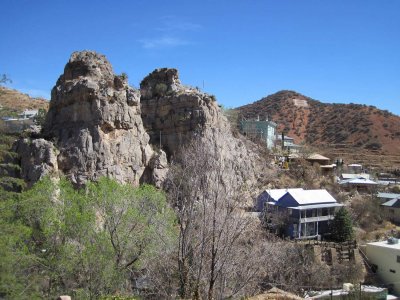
[
  {"xmin": 390, "ymin": 269, "xmax": 396, "ymax": 273},
  {"xmin": 371, "ymin": 264, "xmax": 378, "ymax": 273},
  {"xmin": 397, "ymin": 255, "xmax": 400, "ymax": 263}
]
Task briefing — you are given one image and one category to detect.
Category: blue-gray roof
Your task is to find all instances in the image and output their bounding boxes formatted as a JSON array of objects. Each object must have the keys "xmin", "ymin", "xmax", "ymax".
[
  {"xmin": 377, "ymin": 192, "xmax": 400, "ymax": 199},
  {"xmin": 381, "ymin": 198, "xmax": 400, "ymax": 208}
]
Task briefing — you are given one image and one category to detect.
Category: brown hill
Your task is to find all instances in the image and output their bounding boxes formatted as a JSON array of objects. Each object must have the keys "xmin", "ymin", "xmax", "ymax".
[
  {"xmin": 0, "ymin": 87, "xmax": 49, "ymax": 118},
  {"xmin": 238, "ymin": 90, "xmax": 400, "ymax": 168}
]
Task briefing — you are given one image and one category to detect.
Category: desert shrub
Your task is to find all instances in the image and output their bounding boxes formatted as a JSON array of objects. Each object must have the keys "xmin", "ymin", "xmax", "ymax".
[
  {"xmin": 154, "ymin": 83, "xmax": 168, "ymax": 97},
  {"xmin": 350, "ymin": 195, "xmax": 383, "ymax": 232}
]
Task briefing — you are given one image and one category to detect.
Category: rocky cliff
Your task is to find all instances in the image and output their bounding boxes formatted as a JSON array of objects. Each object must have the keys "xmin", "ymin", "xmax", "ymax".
[
  {"xmin": 16, "ymin": 51, "xmax": 262, "ymax": 191},
  {"xmin": 140, "ymin": 68, "xmax": 261, "ymax": 191},
  {"xmin": 16, "ymin": 51, "xmax": 158, "ymax": 186},
  {"xmin": 140, "ymin": 68, "xmax": 222, "ymax": 157}
]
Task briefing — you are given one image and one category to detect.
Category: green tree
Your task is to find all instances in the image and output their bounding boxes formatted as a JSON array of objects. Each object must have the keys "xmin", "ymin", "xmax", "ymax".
[
  {"xmin": 330, "ymin": 207, "xmax": 354, "ymax": 242},
  {"xmin": 0, "ymin": 177, "xmax": 176, "ymax": 299}
]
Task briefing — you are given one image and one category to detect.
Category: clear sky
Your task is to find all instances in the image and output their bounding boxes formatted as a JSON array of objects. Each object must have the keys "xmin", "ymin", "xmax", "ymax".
[{"xmin": 1, "ymin": 0, "xmax": 399, "ymax": 115}]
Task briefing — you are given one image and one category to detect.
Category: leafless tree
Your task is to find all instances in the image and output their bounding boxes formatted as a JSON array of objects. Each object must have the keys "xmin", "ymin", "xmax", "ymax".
[{"xmin": 166, "ymin": 134, "xmax": 267, "ymax": 299}]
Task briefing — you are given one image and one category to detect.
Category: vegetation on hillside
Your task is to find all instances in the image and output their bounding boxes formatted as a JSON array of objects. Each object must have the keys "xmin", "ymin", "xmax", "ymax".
[
  {"xmin": 0, "ymin": 86, "xmax": 49, "ymax": 119},
  {"xmin": 0, "ymin": 135, "xmax": 370, "ymax": 299},
  {"xmin": 0, "ymin": 177, "xmax": 176, "ymax": 299},
  {"xmin": 330, "ymin": 207, "xmax": 354, "ymax": 243}
]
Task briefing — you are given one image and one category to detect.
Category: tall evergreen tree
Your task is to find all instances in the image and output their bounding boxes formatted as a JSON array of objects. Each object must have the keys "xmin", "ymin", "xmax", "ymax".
[{"xmin": 330, "ymin": 207, "xmax": 354, "ymax": 242}]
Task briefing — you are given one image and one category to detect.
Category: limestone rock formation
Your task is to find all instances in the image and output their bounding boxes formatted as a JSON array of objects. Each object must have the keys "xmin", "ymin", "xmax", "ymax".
[
  {"xmin": 140, "ymin": 68, "xmax": 224, "ymax": 157},
  {"xmin": 16, "ymin": 51, "xmax": 262, "ymax": 193},
  {"xmin": 15, "ymin": 138, "xmax": 58, "ymax": 183},
  {"xmin": 17, "ymin": 51, "xmax": 158, "ymax": 186},
  {"xmin": 141, "ymin": 68, "xmax": 260, "ymax": 193}
]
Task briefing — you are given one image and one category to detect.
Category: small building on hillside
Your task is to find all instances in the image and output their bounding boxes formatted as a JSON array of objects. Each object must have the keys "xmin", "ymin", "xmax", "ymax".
[
  {"xmin": 340, "ymin": 173, "xmax": 370, "ymax": 181},
  {"xmin": 320, "ymin": 163, "xmax": 337, "ymax": 173},
  {"xmin": 265, "ymin": 189, "xmax": 343, "ymax": 239},
  {"xmin": 339, "ymin": 177, "xmax": 378, "ymax": 192},
  {"xmin": 240, "ymin": 118, "xmax": 277, "ymax": 149},
  {"xmin": 306, "ymin": 153, "xmax": 331, "ymax": 166},
  {"xmin": 366, "ymin": 239, "xmax": 400, "ymax": 296},
  {"xmin": 381, "ymin": 198, "xmax": 400, "ymax": 224},
  {"xmin": 19, "ymin": 109, "xmax": 38, "ymax": 119},
  {"xmin": 347, "ymin": 163, "xmax": 363, "ymax": 173},
  {"xmin": 276, "ymin": 135, "xmax": 302, "ymax": 153}
]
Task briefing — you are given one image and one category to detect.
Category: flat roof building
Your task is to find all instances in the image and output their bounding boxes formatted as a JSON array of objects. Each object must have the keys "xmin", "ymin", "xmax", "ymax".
[{"xmin": 366, "ymin": 239, "xmax": 400, "ymax": 296}]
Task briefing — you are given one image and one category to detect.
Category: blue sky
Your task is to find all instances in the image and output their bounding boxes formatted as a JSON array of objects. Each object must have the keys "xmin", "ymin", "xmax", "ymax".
[{"xmin": 1, "ymin": 0, "xmax": 399, "ymax": 115}]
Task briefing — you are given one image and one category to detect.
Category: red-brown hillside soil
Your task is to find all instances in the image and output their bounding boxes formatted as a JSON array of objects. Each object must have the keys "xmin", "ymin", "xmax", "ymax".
[
  {"xmin": 238, "ymin": 90, "xmax": 400, "ymax": 169},
  {"xmin": 0, "ymin": 87, "xmax": 49, "ymax": 117}
]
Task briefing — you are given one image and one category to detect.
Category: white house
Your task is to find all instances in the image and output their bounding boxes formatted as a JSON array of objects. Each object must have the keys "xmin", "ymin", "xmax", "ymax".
[
  {"xmin": 366, "ymin": 239, "xmax": 400, "ymax": 296},
  {"xmin": 262, "ymin": 189, "xmax": 343, "ymax": 239},
  {"xmin": 240, "ymin": 118, "xmax": 277, "ymax": 149}
]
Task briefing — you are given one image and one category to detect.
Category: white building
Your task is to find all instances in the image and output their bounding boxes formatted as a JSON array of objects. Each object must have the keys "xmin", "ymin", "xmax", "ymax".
[
  {"xmin": 366, "ymin": 239, "xmax": 400, "ymax": 296},
  {"xmin": 240, "ymin": 118, "xmax": 277, "ymax": 149},
  {"xmin": 19, "ymin": 109, "xmax": 38, "ymax": 119}
]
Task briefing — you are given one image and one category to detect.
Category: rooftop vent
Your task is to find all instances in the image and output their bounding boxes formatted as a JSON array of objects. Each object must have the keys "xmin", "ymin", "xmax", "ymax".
[{"xmin": 387, "ymin": 237, "xmax": 399, "ymax": 244}]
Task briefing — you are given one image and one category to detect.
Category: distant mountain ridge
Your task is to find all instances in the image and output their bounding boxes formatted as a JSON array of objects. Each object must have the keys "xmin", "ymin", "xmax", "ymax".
[
  {"xmin": 238, "ymin": 90, "xmax": 400, "ymax": 156},
  {"xmin": 0, "ymin": 87, "xmax": 49, "ymax": 118}
]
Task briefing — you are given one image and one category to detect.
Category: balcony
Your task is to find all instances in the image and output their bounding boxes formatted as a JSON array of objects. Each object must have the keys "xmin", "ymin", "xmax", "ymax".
[{"xmin": 299, "ymin": 215, "xmax": 334, "ymax": 223}]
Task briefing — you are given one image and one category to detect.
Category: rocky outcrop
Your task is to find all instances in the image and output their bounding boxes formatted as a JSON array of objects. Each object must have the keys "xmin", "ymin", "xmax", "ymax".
[
  {"xmin": 141, "ymin": 68, "xmax": 260, "ymax": 194},
  {"xmin": 17, "ymin": 51, "xmax": 159, "ymax": 186},
  {"xmin": 15, "ymin": 138, "xmax": 58, "ymax": 183},
  {"xmin": 16, "ymin": 51, "xmax": 262, "ymax": 192},
  {"xmin": 140, "ymin": 68, "xmax": 223, "ymax": 157}
]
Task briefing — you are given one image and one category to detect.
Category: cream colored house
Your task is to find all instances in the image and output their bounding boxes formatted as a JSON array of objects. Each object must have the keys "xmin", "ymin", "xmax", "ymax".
[{"xmin": 366, "ymin": 239, "xmax": 400, "ymax": 296}]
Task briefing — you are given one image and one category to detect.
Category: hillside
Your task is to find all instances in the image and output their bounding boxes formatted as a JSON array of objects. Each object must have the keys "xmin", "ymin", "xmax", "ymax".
[
  {"xmin": 0, "ymin": 87, "xmax": 49, "ymax": 118},
  {"xmin": 238, "ymin": 90, "xmax": 400, "ymax": 168}
]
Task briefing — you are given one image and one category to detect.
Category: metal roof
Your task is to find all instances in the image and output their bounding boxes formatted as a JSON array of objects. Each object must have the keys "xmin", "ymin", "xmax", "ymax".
[
  {"xmin": 377, "ymin": 192, "xmax": 400, "ymax": 199},
  {"xmin": 348, "ymin": 163, "xmax": 362, "ymax": 167},
  {"xmin": 307, "ymin": 153, "xmax": 330, "ymax": 161},
  {"xmin": 339, "ymin": 178, "xmax": 378, "ymax": 185},
  {"xmin": 367, "ymin": 240, "xmax": 400, "ymax": 250},
  {"xmin": 381, "ymin": 198, "xmax": 400, "ymax": 208},
  {"xmin": 263, "ymin": 188, "xmax": 303, "ymax": 201},
  {"xmin": 340, "ymin": 173, "xmax": 370, "ymax": 180},
  {"xmin": 320, "ymin": 164, "xmax": 336, "ymax": 169},
  {"xmin": 285, "ymin": 189, "xmax": 337, "ymax": 205},
  {"xmin": 288, "ymin": 203, "xmax": 343, "ymax": 210}
]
